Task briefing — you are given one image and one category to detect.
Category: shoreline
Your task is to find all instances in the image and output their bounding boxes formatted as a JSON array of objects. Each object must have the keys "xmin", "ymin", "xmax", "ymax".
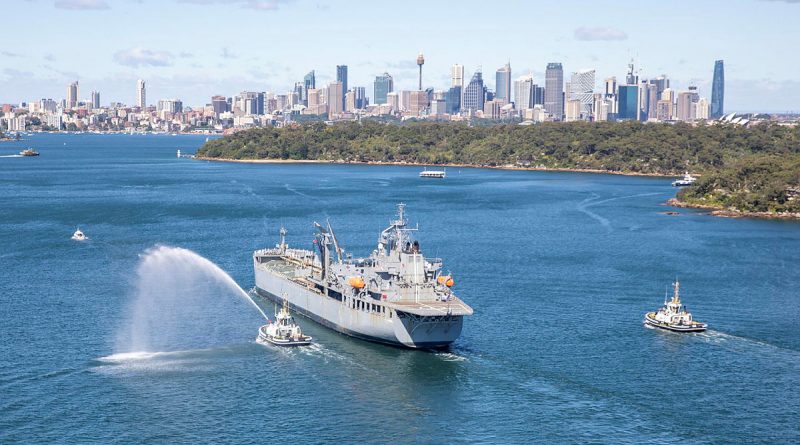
[
  {"xmin": 666, "ymin": 198, "xmax": 800, "ymax": 221},
  {"xmin": 193, "ymin": 156, "xmax": 678, "ymax": 178}
]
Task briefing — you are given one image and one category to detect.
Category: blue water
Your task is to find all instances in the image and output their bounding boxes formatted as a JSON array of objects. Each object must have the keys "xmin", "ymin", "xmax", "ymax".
[{"xmin": 2, "ymin": 134, "xmax": 799, "ymax": 443}]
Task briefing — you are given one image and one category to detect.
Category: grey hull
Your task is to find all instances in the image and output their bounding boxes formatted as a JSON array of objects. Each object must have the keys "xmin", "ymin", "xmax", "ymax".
[{"xmin": 254, "ymin": 265, "xmax": 463, "ymax": 349}]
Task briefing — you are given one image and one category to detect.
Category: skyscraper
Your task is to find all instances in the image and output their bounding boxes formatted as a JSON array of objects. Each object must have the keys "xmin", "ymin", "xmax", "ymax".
[
  {"xmin": 569, "ymin": 69, "xmax": 595, "ymax": 116},
  {"xmin": 374, "ymin": 73, "xmax": 393, "ymax": 105},
  {"xmin": 67, "ymin": 81, "xmax": 79, "ymax": 109},
  {"xmin": 90, "ymin": 90, "xmax": 100, "ymax": 109},
  {"xmin": 336, "ymin": 65, "xmax": 348, "ymax": 108},
  {"xmin": 353, "ymin": 86, "xmax": 366, "ymax": 109},
  {"xmin": 463, "ymin": 70, "xmax": 484, "ymax": 113},
  {"xmin": 327, "ymin": 81, "xmax": 343, "ymax": 119},
  {"xmin": 495, "ymin": 63, "xmax": 512, "ymax": 103},
  {"xmin": 136, "ymin": 79, "xmax": 146, "ymax": 109},
  {"xmin": 513, "ymin": 75, "xmax": 534, "ymax": 111},
  {"xmin": 445, "ymin": 86, "xmax": 461, "ymax": 114},
  {"xmin": 711, "ymin": 60, "xmax": 724, "ymax": 118},
  {"xmin": 451, "ymin": 64, "xmax": 464, "ymax": 88},
  {"xmin": 617, "ymin": 85, "xmax": 639, "ymax": 120},
  {"xmin": 544, "ymin": 63, "xmax": 564, "ymax": 120},
  {"xmin": 211, "ymin": 95, "xmax": 228, "ymax": 116}
]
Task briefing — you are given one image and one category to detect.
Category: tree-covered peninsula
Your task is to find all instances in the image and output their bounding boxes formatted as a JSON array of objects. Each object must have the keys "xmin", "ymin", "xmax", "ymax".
[{"xmin": 197, "ymin": 120, "xmax": 800, "ymax": 217}]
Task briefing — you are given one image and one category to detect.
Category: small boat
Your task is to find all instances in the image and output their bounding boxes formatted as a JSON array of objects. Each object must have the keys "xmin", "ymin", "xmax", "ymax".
[
  {"xmin": 256, "ymin": 299, "xmax": 312, "ymax": 346},
  {"xmin": 19, "ymin": 149, "xmax": 39, "ymax": 157},
  {"xmin": 419, "ymin": 167, "xmax": 446, "ymax": 178},
  {"xmin": 644, "ymin": 281, "xmax": 707, "ymax": 332},
  {"xmin": 672, "ymin": 172, "xmax": 697, "ymax": 187},
  {"xmin": 71, "ymin": 228, "xmax": 88, "ymax": 241}
]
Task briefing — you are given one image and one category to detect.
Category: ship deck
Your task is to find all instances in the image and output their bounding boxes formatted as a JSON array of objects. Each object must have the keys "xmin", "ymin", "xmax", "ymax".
[{"xmin": 257, "ymin": 257, "xmax": 473, "ymax": 317}]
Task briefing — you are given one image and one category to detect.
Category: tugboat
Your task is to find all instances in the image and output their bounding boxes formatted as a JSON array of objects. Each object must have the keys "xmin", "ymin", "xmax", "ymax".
[
  {"xmin": 256, "ymin": 299, "xmax": 312, "ymax": 346},
  {"xmin": 644, "ymin": 281, "xmax": 707, "ymax": 332},
  {"xmin": 672, "ymin": 172, "xmax": 697, "ymax": 187},
  {"xmin": 71, "ymin": 228, "xmax": 87, "ymax": 241},
  {"xmin": 19, "ymin": 148, "xmax": 39, "ymax": 157}
]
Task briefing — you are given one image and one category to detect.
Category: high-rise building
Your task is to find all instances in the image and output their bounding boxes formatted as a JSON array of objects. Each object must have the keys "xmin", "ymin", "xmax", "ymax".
[
  {"xmin": 532, "ymin": 86, "xmax": 544, "ymax": 106},
  {"xmin": 136, "ymin": 79, "xmax": 146, "ymax": 109},
  {"xmin": 451, "ymin": 64, "xmax": 465, "ymax": 109},
  {"xmin": 374, "ymin": 73, "xmax": 393, "ymax": 105},
  {"xmin": 211, "ymin": 95, "xmax": 228, "ymax": 116},
  {"xmin": 336, "ymin": 65, "xmax": 348, "ymax": 108},
  {"xmin": 463, "ymin": 70, "xmax": 484, "ymax": 113},
  {"xmin": 327, "ymin": 81, "xmax": 343, "ymax": 118},
  {"xmin": 696, "ymin": 97, "xmax": 711, "ymax": 120},
  {"xmin": 544, "ymin": 63, "xmax": 564, "ymax": 120},
  {"xmin": 445, "ymin": 86, "xmax": 461, "ymax": 114},
  {"xmin": 302, "ymin": 70, "xmax": 315, "ymax": 105},
  {"xmin": 157, "ymin": 99, "xmax": 183, "ymax": 114},
  {"xmin": 569, "ymin": 69, "xmax": 595, "ymax": 117},
  {"xmin": 352, "ymin": 86, "xmax": 366, "ymax": 109},
  {"xmin": 90, "ymin": 90, "xmax": 100, "ymax": 109},
  {"xmin": 617, "ymin": 85, "xmax": 639, "ymax": 120},
  {"xmin": 565, "ymin": 99, "xmax": 582, "ymax": 122},
  {"xmin": 604, "ymin": 77, "xmax": 617, "ymax": 96},
  {"xmin": 495, "ymin": 63, "xmax": 512, "ymax": 103},
  {"xmin": 711, "ymin": 60, "xmax": 724, "ymax": 118},
  {"xmin": 451, "ymin": 64, "xmax": 464, "ymax": 88},
  {"xmin": 67, "ymin": 81, "xmax": 79, "ymax": 109},
  {"xmin": 652, "ymin": 75, "xmax": 669, "ymax": 99},
  {"xmin": 656, "ymin": 100, "xmax": 673, "ymax": 121},
  {"xmin": 676, "ymin": 91, "xmax": 695, "ymax": 121},
  {"xmin": 513, "ymin": 75, "xmax": 534, "ymax": 111}
]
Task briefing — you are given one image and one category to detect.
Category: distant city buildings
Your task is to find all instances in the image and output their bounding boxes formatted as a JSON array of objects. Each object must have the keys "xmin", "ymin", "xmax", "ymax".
[
  {"xmin": 0, "ymin": 53, "xmax": 742, "ymax": 133},
  {"xmin": 374, "ymin": 72, "xmax": 393, "ymax": 105},
  {"xmin": 136, "ymin": 79, "xmax": 146, "ymax": 109},
  {"xmin": 67, "ymin": 81, "xmax": 79, "ymax": 109},
  {"xmin": 711, "ymin": 60, "xmax": 725, "ymax": 118},
  {"xmin": 463, "ymin": 70, "xmax": 485, "ymax": 114},
  {"xmin": 495, "ymin": 63, "xmax": 512, "ymax": 103},
  {"xmin": 544, "ymin": 63, "xmax": 564, "ymax": 121}
]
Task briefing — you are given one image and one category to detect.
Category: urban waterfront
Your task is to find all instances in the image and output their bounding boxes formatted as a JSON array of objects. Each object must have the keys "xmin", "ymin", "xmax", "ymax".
[{"xmin": 1, "ymin": 134, "xmax": 799, "ymax": 443}]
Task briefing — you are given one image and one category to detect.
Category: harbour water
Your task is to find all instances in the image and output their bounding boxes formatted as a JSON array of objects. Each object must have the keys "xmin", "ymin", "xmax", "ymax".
[{"xmin": 1, "ymin": 134, "xmax": 799, "ymax": 443}]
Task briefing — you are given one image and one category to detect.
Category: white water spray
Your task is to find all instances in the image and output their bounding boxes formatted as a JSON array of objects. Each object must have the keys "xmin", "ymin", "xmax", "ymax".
[{"xmin": 117, "ymin": 245, "xmax": 267, "ymax": 353}]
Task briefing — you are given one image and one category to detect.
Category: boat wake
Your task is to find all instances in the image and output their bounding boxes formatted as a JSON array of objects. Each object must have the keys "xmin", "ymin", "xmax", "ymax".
[
  {"xmin": 93, "ymin": 345, "xmax": 253, "ymax": 374},
  {"xmin": 0, "ymin": 154, "xmax": 23, "ymax": 158},
  {"xmin": 698, "ymin": 330, "xmax": 800, "ymax": 357},
  {"xmin": 577, "ymin": 192, "xmax": 664, "ymax": 231}
]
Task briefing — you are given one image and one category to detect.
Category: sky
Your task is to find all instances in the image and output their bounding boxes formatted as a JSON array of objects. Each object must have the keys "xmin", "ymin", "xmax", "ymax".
[{"xmin": 1, "ymin": 0, "xmax": 799, "ymax": 112}]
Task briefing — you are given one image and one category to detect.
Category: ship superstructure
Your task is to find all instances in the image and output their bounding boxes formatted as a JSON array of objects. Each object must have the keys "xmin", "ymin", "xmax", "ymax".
[{"xmin": 253, "ymin": 204, "xmax": 472, "ymax": 348}]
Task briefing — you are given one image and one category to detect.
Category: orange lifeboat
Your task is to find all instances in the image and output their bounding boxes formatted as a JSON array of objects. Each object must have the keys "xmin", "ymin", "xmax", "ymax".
[
  {"xmin": 348, "ymin": 276, "xmax": 365, "ymax": 289},
  {"xmin": 437, "ymin": 275, "xmax": 455, "ymax": 287}
]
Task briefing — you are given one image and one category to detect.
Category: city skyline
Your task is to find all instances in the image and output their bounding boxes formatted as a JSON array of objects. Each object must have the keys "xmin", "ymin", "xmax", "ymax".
[{"xmin": 1, "ymin": 0, "xmax": 799, "ymax": 112}]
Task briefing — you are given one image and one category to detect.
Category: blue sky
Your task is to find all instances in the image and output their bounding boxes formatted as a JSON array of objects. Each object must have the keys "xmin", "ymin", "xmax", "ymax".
[{"xmin": 1, "ymin": 0, "xmax": 799, "ymax": 112}]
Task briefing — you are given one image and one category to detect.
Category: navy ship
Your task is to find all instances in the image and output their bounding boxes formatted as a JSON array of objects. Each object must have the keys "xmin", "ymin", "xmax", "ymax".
[{"xmin": 253, "ymin": 204, "xmax": 472, "ymax": 349}]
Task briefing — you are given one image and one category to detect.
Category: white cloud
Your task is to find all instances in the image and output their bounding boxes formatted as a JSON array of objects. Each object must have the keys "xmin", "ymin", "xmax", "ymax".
[
  {"xmin": 113, "ymin": 48, "xmax": 174, "ymax": 67},
  {"xmin": 54, "ymin": 0, "xmax": 110, "ymax": 10},
  {"xmin": 574, "ymin": 26, "xmax": 628, "ymax": 41},
  {"xmin": 176, "ymin": 0, "xmax": 290, "ymax": 10}
]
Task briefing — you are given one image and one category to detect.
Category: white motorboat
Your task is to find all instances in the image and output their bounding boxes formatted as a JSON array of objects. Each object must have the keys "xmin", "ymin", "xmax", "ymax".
[
  {"xmin": 644, "ymin": 281, "xmax": 707, "ymax": 332},
  {"xmin": 420, "ymin": 167, "xmax": 446, "ymax": 178},
  {"xmin": 256, "ymin": 299, "xmax": 312, "ymax": 346},
  {"xmin": 672, "ymin": 172, "xmax": 697, "ymax": 187},
  {"xmin": 71, "ymin": 228, "xmax": 88, "ymax": 241}
]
